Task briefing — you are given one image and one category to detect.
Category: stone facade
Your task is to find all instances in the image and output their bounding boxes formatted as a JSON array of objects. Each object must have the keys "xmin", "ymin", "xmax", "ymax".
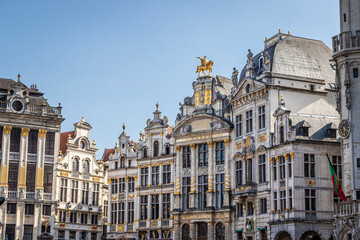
[
  {"xmin": 332, "ymin": 0, "xmax": 360, "ymax": 239},
  {"xmin": 0, "ymin": 76, "xmax": 63, "ymax": 240},
  {"xmin": 54, "ymin": 118, "xmax": 107, "ymax": 240}
]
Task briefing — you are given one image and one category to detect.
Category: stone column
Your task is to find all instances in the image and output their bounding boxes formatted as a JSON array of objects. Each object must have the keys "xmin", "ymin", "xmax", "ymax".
[
  {"xmin": 159, "ymin": 163, "xmax": 163, "ymax": 186},
  {"xmin": 148, "ymin": 134, "xmax": 153, "ymax": 158},
  {"xmin": 224, "ymin": 139, "xmax": 231, "ymax": 207},
  {"xmin": 147, "ymin": 194, "xmax": 151, "ymax": 228},
  {"xmin": 35, "ymin": 129, "xmax": 47, "ymax": 198},
  {"xmin": 174, "ymin": 146, "xmax": 182, "ymax": 210},
  {"xmin": 207, "ymin": 222, "xmax": 214, "ymax": 240},
  {"xmin": 207, "ymin": 141, "xmax": 214, "ymax": 209},
  {"xmin": 0, "ymin": 126, "xmax": 12, "ymax": 188},
  {"xmin": 18, "ymin": 128, "xmax": 30, "ymax": 198},
  {"xmin": 0, "ymin": 202, "xmax": 7, "ymax": 240},
  {"xmin": 15, "ymin": 202, "xmax": 25, "ymax": 240},
  {"xmin": 189, "ymin": 222, "xmax": 196, "ymax": 240},
  {"xmin": 135, "ymin": 193, "xmax": 140, "ymax": 229},
  {"xmin": 159, "ymin": 132, "xmax": 164, "ymax": 156},
  {"xmin": 275, "ymin": 156, "xmax": 280, "ymax": 214},
  {"xmin": 159, "ymin": 193, "xmax": 163, "ymax": 224},
  {"xmin": 173, "ymin": 223, "xmax": 181, "ymax": 240},
  {"xmin": 148, "ymin": 165, "xmax": 152, "ymax": 187},
  {"xmin": 225, "ymin": 222, "xmax": 231, "ymax": 240},
  {"xmin": 137, "ymin": 166, "xmax": 141, "ymax": 188},
  {"xmin": 189, "ymin": 144, "xmax": 196, "ymax": 209},
  {"xmin": 33, "ymin": 202, "xmax": 42, "ymax": 239}
]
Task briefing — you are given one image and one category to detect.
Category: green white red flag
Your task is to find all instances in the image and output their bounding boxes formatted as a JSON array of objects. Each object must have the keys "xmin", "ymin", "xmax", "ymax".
[{"xmin": 326, "ymin": 152, "xmax": 347, "ymax": 202}]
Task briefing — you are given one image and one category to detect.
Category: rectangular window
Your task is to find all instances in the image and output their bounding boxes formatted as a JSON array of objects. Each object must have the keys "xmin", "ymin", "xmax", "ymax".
[
  {"xmin": 91, "ymin": 214, "xmax": 99, "ymax": 225},
  {"xmin": 236, "ymin": 161, "xmax": 243, "ymax": 185},
  {"xmin": 246, "ymin": 110, "xmax": 253, "ymax": 133},
  {"xmin": 43, "ymin": 164, "xmax": 53, "ymax": 193},
  {"xmin": 118, "ymin": 202, "xmax": 125, "ymax": 224},
  {"xmin": 69, "ymin": 231, "xmax": 76, "ymax": 240},
  {"xmin": 92, "ymin": 183, "xmax": 99, "ymax": 206},
  {"xmin": 111, "ymin": 203, "xmax": 117, "ymax": 224},
  {"xmin": 151, "ymin": 195, "xmax": 159, "ymax": 220},
  {"xmin": 128, "ymin": 177, "xmax": 135, "ymax": 193},
  {"xmin": 71, "ymin": 180, "xmax": 79, "ymax": 203},
  {"xmin": 28, "ymin": 130, "xmax": 38, "ymax": 154},
  {"xmin": 247, "ymin": 201, "xmax": 254, "ymax": 216},
  {"xmin": 8, "ymin": 161, "xmax": 19, "ymax": 191},
  {"xmin": 274, "ymin": 192, "xmax": 278, "ymax": 211},
  {"xmin": 288, "ymin": 155, "xmax": 292, "ymax": 178},
  {"xmin": 280, "ymin": 190, "xmax": 286, "ymax": 211},
  {"xmin": 289, "ymin": 189, "xmax": 293, "ymax": 209},
  {"xmin": 198, "ymin": 144, "xmax": 208, "ymax": 167},
  {"xmin": 25, "ymin": 204, "xmax": 34, "ymax": 215},
  {"xmin": 26, "ymin": 163, "xmax": 36, "ymax": 192},
  {"xmin": 104, "ymin": 200, "xmax": 108, "ymax": 218},
  {"xmin": 198, "ymin": 175, "xmax": 208, "ymax": 210},
  {"xmin": 344, "ymin": 13, "xmax": 347, "ymax": 22},
  {"xmin": 70, "ymin": 212, "xmax": 77, "ymax": 223},
  {"xmin": 215, "ymin": 142, "xmax": 225, "ymax": 165},
  {"xmin": 119, "ymin": 178, "xmax": 126, "ymax": 193},
  {"xmin": 82, "ymin": 182, "xmax": 89, "ymax": 204},
  {"xmin": 81, "ymin": 213, "xmax": 88, "ymax": 224},
  {"xmin": 60, "ymin": 178, "xmax": 67, "ymax": 202},
  {"xmin": 140, "ymin": 195, "xmax": 148, "ymax": 220},
  {"xmin": 333, "ymin": 156, "xmax": 342, "ymax": 179},
  {"xmin": 163, "ymin": 193, "xmax": 171, "ymax": 219},
  {"xmin": 10, "ymin": 128, "xmax": 21, "ymax": 152},
  {"xmin": 279, "ymin": 156, "xmax": 285, "ymax": 180},
  {"xmin": 273, "ymin": 159, "xmax": 277, "ymax": 181},
  {"xmin": 304, "ymin": 154, "xmax": 315, "ymax": 177},
  {"xmin": 43, "ymin": 205, "xmax": 51, "ymax": 216},
  {"xmin": 182, "ymin": 177, "xmax": 191, "ymax": 210},
  {"xmin": 24, "ymin": 225, "xmax": 33, "ymax": 240},
  {"xmin": 236, "ymin": 115, "xmax": 242, "ymax": 137},
  {"xmin": 246, "ymin": 159, "xmax": 253, "ymax": 183},
  {"xmin": 236, "ymin": 202, "xmax": 243, "ymax": 218},
  {"xmin": 45, "ymin": 132, "xmax": 55, "ymax": 156},
  {"xmin": 140, "ymin": 167, "xmax": 148, "ymax": 186},
  {"xmin": 111, "ymin": 179, "xmax": 118, "ymax": 194},
  {"xmin": 151, "ymin": 166, "xmax": 159, "ymax": 185},
  {"xmin": 305, "ymin": 189, "xmax": 316, "ymax": 211},
  {"xmin": 354, "ymin": 68, "xmax": 359, "ymax": 78},
  {"xmin": 258, "ymin": 106, "xmax": 266, "ymax": 129},
  {"xmin": 258, "ymin": 154, "xmax": 266, "ymax": 183},
  {"xmin": 58, "ymin": 230, "xmax": 65, "ymax": 240},
  {"xmin": 128, "ymin": 202, "xmax": 134, "ymax": 224},
  {"xmin": 7, "ymin": 203, "xmax": 16, "ymax": 214},
  {"xmin": 183, "ymin": 146, "xmax": 191, "ymax": 168},
  {"xmin": 162, "ymin": 165, "xmax": 171, "ymax": 185},
  {"xmin": 260, "ymin": 198, "xmax": 267, "ymax": 214},
  {"xmin": 59, "ymin": 211, "xmax": 66, "ymax": 222},
  {"xmin": 215, "ymin": 173, "xmax": 224, "ymax": 209}
]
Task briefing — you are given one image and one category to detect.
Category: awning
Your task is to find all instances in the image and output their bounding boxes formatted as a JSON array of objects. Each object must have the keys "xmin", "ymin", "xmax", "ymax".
[
  {"xmin": 257, "ymin": 227, "xmax": 266, "ymax": 231},
  {"xmin": 235, "ymin": 229, "xmax": 243, "ymax": 232}
]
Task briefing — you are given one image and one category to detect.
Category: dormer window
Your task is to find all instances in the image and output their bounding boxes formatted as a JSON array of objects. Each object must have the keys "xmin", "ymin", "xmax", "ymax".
[
  {"xmin": 79, "ymin": 140, "xmax": 85, "ymax": 149},
  {"xmin": 279, "ymin": 126, "xmax": 285, "ymax": 143},
  {"xmin": 120, "ymin": 156, "xmax": 125, "ymax": 168},
  {"xmin": 259, "ymin": 57, "xmax": 264, "ymax": 68},
  {"xmin": 165, "ymin": 144, "xmax": 170, "ymax": 155},
  {"xmin": 246, "ymin": 84, "xmax": 251, "ymax": 94},
  {"xmin": 327, "ymin": 129, "xmax": 337, "ymax": 138},
  {"xmin": 143, "ymin": 148, "xmax": 148, "ymax": 158},
  {"xmin": 300, "ymin": 127, "xmax": 309, "ymax": 137},
  {"xmin": 153, "ymin": 141, "xmax": 159, "ymax": 157}
]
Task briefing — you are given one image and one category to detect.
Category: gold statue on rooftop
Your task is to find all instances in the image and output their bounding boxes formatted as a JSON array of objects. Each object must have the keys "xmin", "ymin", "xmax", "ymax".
[{"xmin": 196, "ymin": 56, "xmax": 213, "ymax": 77}]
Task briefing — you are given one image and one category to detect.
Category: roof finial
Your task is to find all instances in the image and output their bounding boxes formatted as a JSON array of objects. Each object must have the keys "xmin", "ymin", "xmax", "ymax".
[
  {"xmin": 81, "ymin": 116, "xmax": 84, "ymax": 122},
  {"xmin": 156, "ymin": 102, "xmax": 159, "ymax": 110},
  {"xmin": 279, "ymin": 29, "xmax": 281, "ymax": 33},
  {"xmin": 115, "ymin": 142, "xmax": 118, "ymax": 148},
  {"xmin": 122, "ymin": 123, "xmax": 126, "ymax": 132},
  {"xmin": 288, "ymin": 30, "xmax": 291, "ymax": 35},
  {"xmin": 17, "ymin": 73, "xmax": 21, "ymax": 83}
]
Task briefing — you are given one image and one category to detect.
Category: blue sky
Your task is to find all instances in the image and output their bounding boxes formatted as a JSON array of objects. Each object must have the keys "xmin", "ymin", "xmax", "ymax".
[{"xmin": 0, "ymin": 0, "xmax": 339, "ymax": 155}]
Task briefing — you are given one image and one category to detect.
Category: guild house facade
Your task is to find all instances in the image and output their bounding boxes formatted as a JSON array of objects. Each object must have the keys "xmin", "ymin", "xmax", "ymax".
[{"xmin": 0, "ymin": 75, "xmax": 63, "ymax": 240}]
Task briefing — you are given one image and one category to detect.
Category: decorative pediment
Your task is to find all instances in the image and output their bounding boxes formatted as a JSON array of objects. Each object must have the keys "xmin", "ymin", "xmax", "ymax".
[
  {"xmin": 257, "ymin": 145, "xmax": 267, "ymax": 152},
  {"xmin": 231, "ymin": 78, "xmax": 266, "ymax": 101}
]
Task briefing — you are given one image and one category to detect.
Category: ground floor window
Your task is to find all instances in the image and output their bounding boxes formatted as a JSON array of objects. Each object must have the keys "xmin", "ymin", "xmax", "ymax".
[
  {"xmin": 69, "ymin": 231, "xmax": 76, "ymax": 240},
  {"xmin": 215, "ymin": 222, "xmax": 225, "ymax": 240},
  {"xmin": 182, "ymin": 224, "xmax": 190, "ymax": 240},
  {"xmin": 23, "ymin": 225, "xmax": 33, "ymax": 240},
  {"xmin": 58, "ymin": 230, "xmax": 65, "ymax": 240},
  {"xmin": 91, "ymin": 232, "xmax": 97, "ymax": 240},
  {"xmin": 5, "ymin": 224, "xmax": 15, "ymax": 240}
]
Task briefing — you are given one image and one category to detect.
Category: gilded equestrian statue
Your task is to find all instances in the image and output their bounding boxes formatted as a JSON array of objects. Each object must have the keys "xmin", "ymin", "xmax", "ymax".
[{"xmin": 196, "ymin": 56, "xmax": 213, "ymax": 77}]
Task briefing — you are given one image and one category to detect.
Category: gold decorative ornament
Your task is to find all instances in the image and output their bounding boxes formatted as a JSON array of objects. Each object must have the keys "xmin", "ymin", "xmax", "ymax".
[
  {"xmin": 3, "ymin": 126, "xmax": 12, "ymax": 135},
  {"xmin": 258, "ymin": 134, "xmax": 267, "ymax": 142},
  {"xmin": 307, "ymin": 179, "xmax": 314, "ymax": 186},
  {"xmin": 196, "ymin": 56, "xmax": 213, "ymax": 77},
  {"xmin": 224, "ymin": 139, "xmax": 231, "ymax": 146},
  {"xmin": 38, "ymin": 129, "xmax": 47, "ymax": 138},
  {"xmin": 190, "ymin": 143, "xmax": 196, "ymax": 150},
  {"xmin": 21, "ymin": 128, "xmax": 30, "ymax": 137}
]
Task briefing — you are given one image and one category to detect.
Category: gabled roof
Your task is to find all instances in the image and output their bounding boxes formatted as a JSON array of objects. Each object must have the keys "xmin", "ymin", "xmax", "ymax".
[
  {"xmin": 102, "ymin": 148, "xmax": 115, "ymax": 162},
  {"xmin": 60, "ymin": 131, "xmax": 75, "ymax": 153}
]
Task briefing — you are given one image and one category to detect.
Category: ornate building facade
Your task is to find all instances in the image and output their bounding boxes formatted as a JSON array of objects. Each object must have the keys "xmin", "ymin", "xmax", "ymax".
[
  {"xmin": 332, "ymin": 0, "xmax": 360, "ymax": 239},
  {"xmin": 0, "ymin": 76, "xmax": 63, "ymax": 240},
  {"xmin": 54, "ymin": 118, "xmax": 107, "ymax": 240}
]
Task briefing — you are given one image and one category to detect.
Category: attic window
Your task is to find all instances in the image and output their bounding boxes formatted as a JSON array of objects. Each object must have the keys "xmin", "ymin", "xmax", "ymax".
[
  {"xmin": 300, "ymin": 127, "xmax": 309, "ymax": 137},
  {"xmin": 122, "ymin": 143, "xmax": 125, "ymax": 149},
  {"xmin": 344, "ymin": 13, "xmax": 347, "ymax": 22},
  {"xmin": 279, "ymin": 126, "xmax": 285, "ymax": 143},
  {"xmin": 327, "ymin": 129, "xmax": 337, "ymax": 138},
  {"xmin": 79, "ymin": 140, "xmax": 85, "ymax": 149},
  {"xmin": 246, "ymin": 84, "xmax": 251, "ymax": 93},
  {"xmin": 310, "ymin": 84, "xmax": 315, "ymax": 91},
  {"xmin": 165, "ymin": 144, "xmax": 170, "ymax": 155},
  {"xmin": 259, "ymin": 57, "xmax": 264, "ymax": 68},
  {"xmin": 353, "ymin": 68, "xmax": 358, "ymax": 78}
]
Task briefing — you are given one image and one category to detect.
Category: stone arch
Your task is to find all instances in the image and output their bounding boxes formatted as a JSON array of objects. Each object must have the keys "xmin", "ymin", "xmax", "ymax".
[
  {"xmin": 300, "ymin": 231, "xmax": 321, "ymax": 240},
  {"xmin": 215, "ymin": 222, "xmax": 225, "ymax": 240},
  {"xmin": 181, "ymin": 224, "xmax": 190, "ymax": 240},
  {"xmin": 275, "ymin": 231, "xmax": 292, "ymax": 240},
  {"xmin": 338, "ymin": 227, "xmax": 353, "ymax": 240}
]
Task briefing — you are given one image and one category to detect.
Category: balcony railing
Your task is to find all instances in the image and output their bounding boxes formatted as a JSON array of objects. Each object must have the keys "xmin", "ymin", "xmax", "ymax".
[
  {"xmin": 127, "ymin": 224, "xmax": 133, "ymax": 231},
  {"xmin": 335, "ymin": 201, "xmax": 360, "ymax": 217},
  {"xmin": 44, "ymin": 155, "xmax": 54, "ymax": 163},
  {"xmin": 333, "ymin": 31, "xmax": 360, "ymax": 53},
  {"xmin": 28, "ymin": 153, "xmax": 38, "ymax": 162},
  {"xmin": 8, "ymin": 191, "xmax": 17, "ymax": 199},
  {"xmin": 9, "ymin": 152, "xmax": 20, "ymax": 161},
  {"xmin": 43, "ymin": 193, "xmax": 53, "ymax": 200},
  {"xmin": 139, "ymin": 221, "xmax": 146, "ymax": 228},
  {"xmin": 26, "ymin": 192, "xmax": 35, "ymax": 200}
]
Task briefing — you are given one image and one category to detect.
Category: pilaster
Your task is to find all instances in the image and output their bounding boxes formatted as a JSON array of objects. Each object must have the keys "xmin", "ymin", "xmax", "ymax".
[
  {"xmin": 224, "ymin": 139, "xmax": 231, "ymax": 207},
  {"xmin": 0, "ymin": 126, "xmax": 12, "ymax": 187},
  {"xmin": 207, "ymin": 141, "xmax": 214, "ymax": 209},
  {"xmin": 189, "ymin": 222, "xmax": 196, "ymax": 240},
  {"xmin": 35, "ymin": 129, "xmax": 47, "ymax": 196},
  {"xmin": 18, "ymin": 128, "xmax": 30, "ymax": 196},
  {"xmin": 33, "ymin": 202, "xmax": 42, "ymax": 239},
  {"xmin": 189, "ymin": 144, "xmax": 196, "ymax": 209},
  {"xmin": 15, "ymin": 201, "xmax": 25, "ymax": 240}
]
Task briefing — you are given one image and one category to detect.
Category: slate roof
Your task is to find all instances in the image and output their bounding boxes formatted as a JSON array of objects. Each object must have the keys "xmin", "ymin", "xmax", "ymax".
[{"xmin": 214, "ymin": 75, "xmax": 233, "ymax": 96}]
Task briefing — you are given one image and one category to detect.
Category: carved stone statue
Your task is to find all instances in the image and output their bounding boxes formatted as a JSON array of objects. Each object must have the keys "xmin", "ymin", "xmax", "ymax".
[
  {"xmin": 196, "ymin": 56, "xmax": 214, "ymax": 77},
  {"xmin": 231, "ymin": 67, "xmax": 239, "ymax": 85}
]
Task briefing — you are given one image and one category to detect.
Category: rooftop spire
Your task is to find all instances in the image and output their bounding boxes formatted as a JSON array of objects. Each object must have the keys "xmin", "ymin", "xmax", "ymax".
[
  {"xmin": 122, "ymin": 123, "xmax": 126, "ymax": 132},
  {"xmin": 17, "ymin": 73, "xmax": 21, "ymax": 83},
  {"xmin": 156, "ymin": 102, "xmax": 159, "ymax": 111}
]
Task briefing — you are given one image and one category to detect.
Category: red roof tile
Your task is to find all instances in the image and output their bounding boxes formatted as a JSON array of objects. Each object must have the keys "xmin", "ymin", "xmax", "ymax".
[
  {"xmin": 102, "ymin": 148, "xmax": 115, "ymax": 162},
  {"xmin": 60, "ymin": 131, "xmax": 75, "ymax": 154}
]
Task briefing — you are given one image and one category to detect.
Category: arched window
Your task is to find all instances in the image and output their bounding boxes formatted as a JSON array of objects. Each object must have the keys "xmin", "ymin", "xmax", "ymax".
[
  {"xmin": 165, "ymin": 144, "xmax": 170, "ymax": 155},
  {"xmin": 83, "ymin": 160, "xmax": 90, "ymax": 174},
  {"xmin": 120, "ymin": 156, "xmax": 125, "ymax": 168},
  {"xmin": 79, "ymin": 140, "xmax": 86, "ymax": 149},
  {"xmin": 259, "ymin": 57, "xmax": 264, "ymax": 67},
  {"xmin": 215, "ymin": 222, "xmax": 225, "ymax": 240},
  {"xmin": 153, "ymin": 141, "xmax": 159, "ymax": 157},
  {"xmin": 143, "ymin": 148, "xmax": 148, "ymax": 158},
  {"xmin": 280, "ymin": 126, "xmax": 285, "ymax": 144},
  {"xmin": 246, "ymin": 84, "xmax": 251, "ymax": 93},
  {"xmin": 182, "ymin": 224, "xmax": 190, "ymax": 240},
  {"xmin": 72, "ymin": 158, "xmax": 79, "ymax": 172}
]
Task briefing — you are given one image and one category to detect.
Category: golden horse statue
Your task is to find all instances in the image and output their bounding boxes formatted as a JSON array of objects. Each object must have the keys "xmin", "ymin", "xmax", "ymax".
[{"xmin": 196, "ymin": 56, "xmax": 213, "ymax": 77}]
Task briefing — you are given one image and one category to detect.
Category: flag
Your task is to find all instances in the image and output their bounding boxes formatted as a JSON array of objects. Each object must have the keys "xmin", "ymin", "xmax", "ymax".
[{"xmin": 326, "ymin": 152, "xmax": 347, "ymax": 201}]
